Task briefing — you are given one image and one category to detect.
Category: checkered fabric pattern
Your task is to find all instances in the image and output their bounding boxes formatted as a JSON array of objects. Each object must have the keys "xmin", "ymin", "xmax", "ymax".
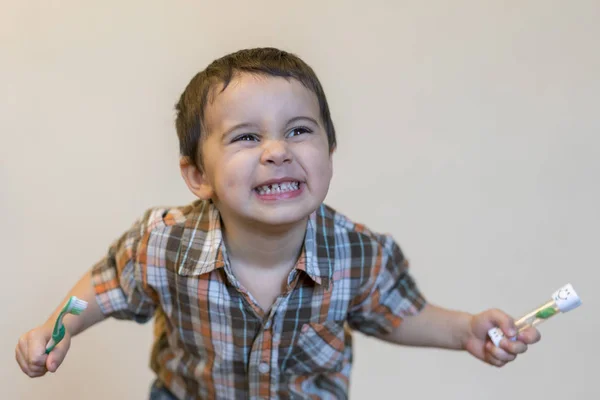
[{"xmin": 92, "ymin": 199, "xmax": 426, "ymax": 399}]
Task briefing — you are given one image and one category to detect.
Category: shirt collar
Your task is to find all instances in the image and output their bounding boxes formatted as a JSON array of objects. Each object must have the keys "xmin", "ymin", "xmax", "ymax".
[
  {"xmin": 176, "ymin": 201, "xmax": 334, "ymax": 288},
  {"xmin": 297, "ymin": 206, "xmax": 334, "ymax": 288},
  {"xmin": 175, "ymin": 200, "xmax": 226, "ymax": 276}
]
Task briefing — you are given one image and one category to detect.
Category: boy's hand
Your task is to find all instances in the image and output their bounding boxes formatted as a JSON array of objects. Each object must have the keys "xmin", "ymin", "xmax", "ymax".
[
  {"xmin": 463, "ymin": 309, "xmax": 541, "ymax": 367},
  {"xmin": 15, "ymin": 323, "xmax": 71, "ymax": 377}
]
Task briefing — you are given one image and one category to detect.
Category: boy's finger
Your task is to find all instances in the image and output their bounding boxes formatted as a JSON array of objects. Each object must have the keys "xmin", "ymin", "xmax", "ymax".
[
  {"xmin": 46, "ymin": 335, "xmax": 70, "ymax": 373},
  {"xmin": 518, "ymin": 327, "xmax": 541, "ymax": 344},
  {"xmin": 486, "ymin": 341, "xmax": 516, "ymax": 362},
  {"xmin": 486, "ymin": 309, "xmax": 517, "ymax": 337},
  {"xmin": 15, "ymin": 347, "xmax": 28, "ymax": 372},
  {"xmin": 484, "ymin": 349, "xmax": 506, "ymax": 367},
  {"xmin": 500, "ymin": 338, "xmax": 528, "ymax": 355},
  {"xmin": 29, "ymin": 363, "xmax": 47, "ymax": 375},
  {"xmin": 16, "ymin": 348, "xmax": 45, "ymax": 377},
  {"xmin": 27, "ymin": 335, "xmax": 48, "ymax": 367},
  {"xmin": 18, "ymin": 336, "xmax": 29, "ymax": 360}
]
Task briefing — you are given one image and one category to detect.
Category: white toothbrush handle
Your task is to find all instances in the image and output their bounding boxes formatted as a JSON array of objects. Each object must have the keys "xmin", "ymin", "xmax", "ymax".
[{"xmin": 45, "ymin": 337, "xmax": 57, "ymax": 351}]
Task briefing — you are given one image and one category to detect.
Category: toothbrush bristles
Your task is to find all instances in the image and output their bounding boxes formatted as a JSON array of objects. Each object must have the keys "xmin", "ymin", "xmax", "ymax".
[{"xmin": 68, "ymin": 296, "xmax": 88, "ymax": 315}]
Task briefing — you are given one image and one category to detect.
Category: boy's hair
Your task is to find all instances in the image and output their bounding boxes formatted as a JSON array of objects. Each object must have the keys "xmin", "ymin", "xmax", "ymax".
[{"xmin": 174, "ymin": 47, "xmax": 337, "ymax": 169}]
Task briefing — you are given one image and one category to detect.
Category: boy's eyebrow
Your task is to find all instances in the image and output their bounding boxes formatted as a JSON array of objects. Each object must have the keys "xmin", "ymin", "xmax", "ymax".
[
  {"xmin": 223, "ymin": 122, "xmax": 256, "ymax": 136},
  {"xmin": 286, "ymin": 116, "xmax": 319, "ymax": 126}
]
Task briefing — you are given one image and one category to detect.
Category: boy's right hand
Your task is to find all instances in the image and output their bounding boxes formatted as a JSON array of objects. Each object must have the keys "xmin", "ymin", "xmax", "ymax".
[{"xmin": 15, "ymin": 323, "xmax": 71, "ymax": 377}]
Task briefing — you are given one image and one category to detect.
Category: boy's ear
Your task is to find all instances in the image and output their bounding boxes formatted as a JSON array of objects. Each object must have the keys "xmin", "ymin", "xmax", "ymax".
[{"xmin": 180, "ymin": 157, "xmax": 214, "ymax": 200}]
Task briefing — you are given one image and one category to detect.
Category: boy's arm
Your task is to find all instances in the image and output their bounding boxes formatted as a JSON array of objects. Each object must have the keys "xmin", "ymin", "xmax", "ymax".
[
  {"xmin": 16, "ymin": 269, "xmax": 106, "ymax": 377},
  {"xmin": 375, "ymin": 303, "xmax": 542, "ymax": 367},
  {"xmin": 375, "ymin": 303, "xmax": 472, "ymax": 350},
  {"xmin": 346, "ymin": 233, "xmax": 541, "ymax": 367},
  {"xmin": 17, "ymin": 208, "xmax": 162, "ymax": 378},
  {"xmin": 42, "ymin": 269, "xmax": 106, "ymax": 337}
]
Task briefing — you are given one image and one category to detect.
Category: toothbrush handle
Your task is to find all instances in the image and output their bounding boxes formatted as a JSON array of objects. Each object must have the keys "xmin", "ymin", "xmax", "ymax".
[{"xmin": 45, "ymin": 324, "xmax": 65, "ymax": 354}]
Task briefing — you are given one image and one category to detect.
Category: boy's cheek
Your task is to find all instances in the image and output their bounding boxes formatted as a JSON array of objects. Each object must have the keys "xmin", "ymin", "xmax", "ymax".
[{"xmin": 304, "ymin": 144, "xmax": 333, "ymax": 168}]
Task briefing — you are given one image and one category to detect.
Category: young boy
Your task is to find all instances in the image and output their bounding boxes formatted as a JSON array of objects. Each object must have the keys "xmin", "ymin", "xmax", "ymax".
[{"xmin": 16, "ymin": 47, "xmax": 540, "ymax": 399}]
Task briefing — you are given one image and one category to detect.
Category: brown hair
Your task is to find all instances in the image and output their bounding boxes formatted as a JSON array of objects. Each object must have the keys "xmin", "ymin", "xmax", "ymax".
[{"xmin": 174, "ymin": 47, "xmax": 337, "ymax": 169}]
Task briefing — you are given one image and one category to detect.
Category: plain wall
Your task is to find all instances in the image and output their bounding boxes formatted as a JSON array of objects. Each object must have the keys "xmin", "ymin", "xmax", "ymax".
[{"xmin": 2, "ymin": 1, "xmax": 598, "ymax": 399}]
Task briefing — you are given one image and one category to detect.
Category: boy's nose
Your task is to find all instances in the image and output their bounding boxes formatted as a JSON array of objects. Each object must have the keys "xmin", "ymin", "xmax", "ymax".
[{"xmin": 261, "ymin": 140, "xmax": 292, "ymax": 165}]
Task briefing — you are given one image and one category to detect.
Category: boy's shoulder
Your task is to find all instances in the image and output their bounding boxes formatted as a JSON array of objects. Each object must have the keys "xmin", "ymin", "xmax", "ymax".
[
  {"xmin": 134, "ymin": 199, "xmax": 215, "ymax": 231},
  {"xmin": 318, "ymin": 203, "xmax": 402, "ymax": 254},
  {"xmin": 319, "ymin": 203, "xmax": 380, "ymax": 236}
]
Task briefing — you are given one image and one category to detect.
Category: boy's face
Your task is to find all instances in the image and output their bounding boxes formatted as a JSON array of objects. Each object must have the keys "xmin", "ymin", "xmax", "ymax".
[{"xmin": 181, "ymin": 73, "xmax": 333, "ymax": 229}]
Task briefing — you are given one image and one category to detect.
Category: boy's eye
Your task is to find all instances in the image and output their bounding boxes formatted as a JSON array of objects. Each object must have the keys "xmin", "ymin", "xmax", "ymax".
[
  {"xmin": 232, "ymin": 134, "xmax": 258, "ymax": 142},
  {"xmin": 287, "ymin": 126, "xmax": 313, "ymax": 137}
]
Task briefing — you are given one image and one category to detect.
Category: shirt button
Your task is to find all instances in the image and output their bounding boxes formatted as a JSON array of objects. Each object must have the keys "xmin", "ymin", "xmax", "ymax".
[{"xmin": 258, "ymin": 362, "xmax": 270, "ymax": 374}]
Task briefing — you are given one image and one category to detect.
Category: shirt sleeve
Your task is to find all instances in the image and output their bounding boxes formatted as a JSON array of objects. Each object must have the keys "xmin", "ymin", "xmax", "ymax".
[
  {"xmin": 346, "ymin": 234, "xmax": 426, "ymax": 336},
  {"xmin": 90, "ymin": 210, "xmax": 159, "ymax": 323}
]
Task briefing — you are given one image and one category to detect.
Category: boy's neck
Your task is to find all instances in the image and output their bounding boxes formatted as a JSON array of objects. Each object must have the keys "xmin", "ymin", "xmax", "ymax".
[{"xmin": 220, "ymin": 215, "xmax": 308, "ymax": 271}]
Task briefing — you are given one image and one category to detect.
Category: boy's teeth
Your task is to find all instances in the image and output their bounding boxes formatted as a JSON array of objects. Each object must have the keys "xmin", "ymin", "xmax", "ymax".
[{"xmin": 256, "ymin": 181, "xmax": 300, "ymax": 195}]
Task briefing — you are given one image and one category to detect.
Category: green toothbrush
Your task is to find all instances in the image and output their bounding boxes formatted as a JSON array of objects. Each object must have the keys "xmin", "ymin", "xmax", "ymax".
[{"xmin": 45, "ymin": 296, "xmax": 88, "ymax": 354}]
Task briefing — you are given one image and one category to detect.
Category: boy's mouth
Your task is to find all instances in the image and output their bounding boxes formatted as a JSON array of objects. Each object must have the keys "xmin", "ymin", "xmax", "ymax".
[{"xmin": 254, "ymin": 180, "xmax": 301, "ymax": 195}]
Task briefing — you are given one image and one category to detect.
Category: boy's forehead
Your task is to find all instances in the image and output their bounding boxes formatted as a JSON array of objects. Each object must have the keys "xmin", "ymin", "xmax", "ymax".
[{"xmin": 204, "ymin": 73, "xmax": 320, "ymax": 130}]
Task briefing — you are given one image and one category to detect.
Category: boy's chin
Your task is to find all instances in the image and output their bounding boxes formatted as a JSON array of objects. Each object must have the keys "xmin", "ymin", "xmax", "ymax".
[
  {"xmin": 252, "ymin": 212, "xmax": 310, "ymax": 227},
  {"xmin": 250, "ymin": 206, "xmax": 316, "ymax": 228}
]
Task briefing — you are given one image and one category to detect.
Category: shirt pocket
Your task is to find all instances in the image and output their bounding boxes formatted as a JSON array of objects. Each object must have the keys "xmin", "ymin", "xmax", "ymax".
[{"xmin": 284, "ymin": 320, "xmax": 347, "ymax": 376}]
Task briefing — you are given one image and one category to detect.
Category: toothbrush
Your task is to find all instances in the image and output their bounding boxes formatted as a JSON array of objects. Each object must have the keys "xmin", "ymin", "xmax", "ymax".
[{"xmin": 45, "ymin": 296, "xmax": 88, "ymax": 354}]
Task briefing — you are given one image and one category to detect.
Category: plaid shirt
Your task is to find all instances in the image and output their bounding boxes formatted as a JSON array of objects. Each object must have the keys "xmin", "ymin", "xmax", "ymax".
[{"xmin": 92, "ymin": 200, "xmax": 426, "ymax": 399}]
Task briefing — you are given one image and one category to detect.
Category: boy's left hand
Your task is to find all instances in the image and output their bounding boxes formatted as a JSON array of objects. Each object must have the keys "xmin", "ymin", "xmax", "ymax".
[{"xmin": 463, "ymin": 309, "xmax": 541, "ymax": 367}]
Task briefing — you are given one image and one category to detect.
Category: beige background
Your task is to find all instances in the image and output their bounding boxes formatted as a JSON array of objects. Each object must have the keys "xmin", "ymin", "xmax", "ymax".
[{"xmin": 2, "ymin": 1, "xmax": 598, "ymax": 399}]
